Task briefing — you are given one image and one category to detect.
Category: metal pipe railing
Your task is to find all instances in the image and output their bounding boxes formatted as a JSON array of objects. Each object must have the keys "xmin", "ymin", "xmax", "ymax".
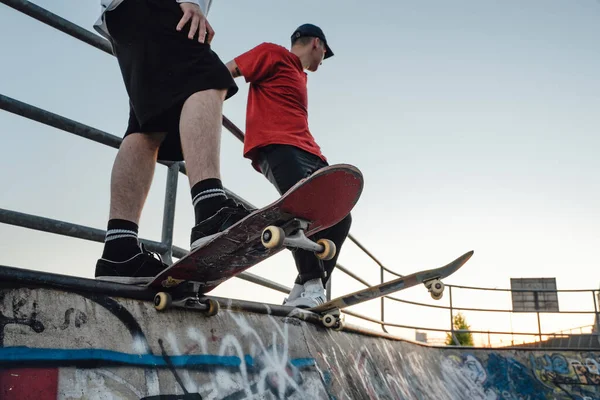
[
  {"xmin": 344, "ymin": 309, "xmax": 600, "ymax": 347},
  {"xmin": 2, "ymin": 0, "xmax": 599, "ymax": 348},
  {"xmin": 0, "ymin": 94, "xmax": 121, "ymax": 149},
  {"xmin": 441, "ymin": 283, "xmax": 597, "ymax": 293},
  {"xmin": 347, "ymin": 235, "xmax": 402, "ymax": 278},
  {"xmin": 322, "ymin": 254, "xmax": 600, "ymax": 343},
  {"xmin": 334, "ymin": 263, "xmax": 371, "ymax": 287},
  {"xmin": 3, "ymin": 94, "xmax": 596, "ymax": 347},
  {"xmin": 551, "ymin": 324, "xmax": 595, "ymax": 335},
  {"xmin": 1, "ymin": 0, "xmax": 113, "ymax": 55},
  {"xmin": 333, "ymin": 260, "xmax": 600, "ymax": 345},
  {"xmin": 160, "ymin": 164, "xmax": 179, "ymax": 264},
  {"xmin": 0, "ymin": 0, "xmax": 405, "ymax": 332},
  {"xmin": 0, "ymin": 208, "xmax": 165, "ymax": 255},
  {"xmin": 0, "ymin": 207, "xmax": 293, "ymax": 295}
]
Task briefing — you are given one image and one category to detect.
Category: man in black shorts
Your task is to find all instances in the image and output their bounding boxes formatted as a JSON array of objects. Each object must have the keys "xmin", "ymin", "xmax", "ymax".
[
  {"xmin": 93, "ymin": 0, "xmax": 251, "ymax": 284},
  {"xmin": 225, "ymin": 24, "xmax": 352, "ymax": 308}
]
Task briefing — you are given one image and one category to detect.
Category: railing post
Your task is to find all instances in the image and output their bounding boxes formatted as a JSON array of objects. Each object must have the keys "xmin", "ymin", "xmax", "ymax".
[
  {"xmin": 380, "ymin": 265, "xmax": 388, "ymax": 333},
  {"xmin": 593, "ymin": 289, "xmax": 599, "ymax": 346},
  {"xmin": 449, "ymin": 286, "xmax": 456, "ymax": 345},
  {"xmin": 537, "ymin": 311, "xmax": 542, "ymax": 348},
  {"xmin": 326, "ymin": 277, "xmax": 332, "ymax": 301},
  {"xmin": 160, "ymin": 163, "xmax": 179, "ymax": 264}
]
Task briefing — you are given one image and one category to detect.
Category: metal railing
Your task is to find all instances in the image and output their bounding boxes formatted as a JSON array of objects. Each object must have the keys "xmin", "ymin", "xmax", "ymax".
[
  {"xmin": 2, "ymin": 0, "xmax": 599, "ymax": 349},
  {"xmin": 0, "ymin": 0, "xmax": 386, "ymax": 321}
]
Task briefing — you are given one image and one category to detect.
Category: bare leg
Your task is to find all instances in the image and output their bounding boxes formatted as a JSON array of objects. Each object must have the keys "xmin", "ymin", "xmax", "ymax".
[
  {"xmin": 179, "ymin": 89, "xmax": 226, "ymax": 187},
  {"xmin": 96, "ymin": 131, "xmax": 170, "ymax": 282},
  {"xmin": 109, "ymin": 132, "xmax": 166, "ymax": 223}
]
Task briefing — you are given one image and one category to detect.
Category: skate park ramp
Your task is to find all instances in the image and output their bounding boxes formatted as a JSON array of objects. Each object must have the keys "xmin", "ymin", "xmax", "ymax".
[
  {"xmin": 1, "ymin": 279, "xmax": 599, "ymax": 400},
  {"xmin": 2, "ymin": 2, "xmax": 599, "ymax": 398}
]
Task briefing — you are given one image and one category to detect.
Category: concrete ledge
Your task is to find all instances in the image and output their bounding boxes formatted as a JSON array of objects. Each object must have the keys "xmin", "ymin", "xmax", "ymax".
[{"xmin": 1, "ymin": 286, "xmax": 599, "ymax": 399}]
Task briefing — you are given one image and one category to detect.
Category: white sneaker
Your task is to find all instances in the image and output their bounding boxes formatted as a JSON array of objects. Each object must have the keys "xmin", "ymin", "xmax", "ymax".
[
  {"xmin": 284, "ymin": 279, "xmax": 326, "ymax": 308},
  {"xmin": 282, "ymin": 284, "xmax": 304, "ymax": 305}
]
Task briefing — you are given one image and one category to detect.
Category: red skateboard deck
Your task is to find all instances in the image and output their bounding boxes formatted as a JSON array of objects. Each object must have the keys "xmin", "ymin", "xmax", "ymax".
[{"xmin": 147, "ymin": 164, "xmax": 363, "ymax": 294}]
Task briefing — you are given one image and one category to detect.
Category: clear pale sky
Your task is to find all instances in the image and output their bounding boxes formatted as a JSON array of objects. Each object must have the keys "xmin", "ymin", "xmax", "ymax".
[{"xmin": 1, "ymin": 0, "xmax": 599, "ymax": 344}]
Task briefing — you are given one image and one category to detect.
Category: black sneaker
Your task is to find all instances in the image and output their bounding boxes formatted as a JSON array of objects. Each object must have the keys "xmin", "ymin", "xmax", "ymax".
[
  {"xmin": 190, "ymin": 199, "xmax": 254, "ymax": 249},
  {"xmin": 95, "ymin": 244, "xmax": 168, "ymax": 285}
]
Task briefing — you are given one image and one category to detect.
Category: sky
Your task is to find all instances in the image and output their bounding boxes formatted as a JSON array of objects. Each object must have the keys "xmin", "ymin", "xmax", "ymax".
[{"xmin": 1, "ymin": 0, "xmax": 599, "ymax": 346}]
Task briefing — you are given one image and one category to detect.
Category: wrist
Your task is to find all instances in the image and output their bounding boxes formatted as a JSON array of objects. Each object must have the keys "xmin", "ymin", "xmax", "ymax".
[{"xmin": 176, "ymin": 0, "xmax": 201, "ymax": 5}]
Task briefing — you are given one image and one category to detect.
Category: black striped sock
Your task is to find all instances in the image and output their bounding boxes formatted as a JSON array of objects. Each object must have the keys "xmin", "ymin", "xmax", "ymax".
[
  {"xmin": 101, "ymin": 219, "xmax": 140, "ymax": 261},
  {"xmin": 191, "ymin": 179, "xmax": 228, "ymax": 225}
]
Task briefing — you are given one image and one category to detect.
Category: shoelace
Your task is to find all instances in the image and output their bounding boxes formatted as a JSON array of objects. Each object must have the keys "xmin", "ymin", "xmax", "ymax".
[
  {"xmin": 140, "ymin": 243, "xmax": 164, "ymax": 264},
  {"xmin": 236, "ymin": 203, "xmax": 255, "ymax": 213},
  {"xmin": 226, "ymin": 198, "xmax": 255, "ymax": 212}
]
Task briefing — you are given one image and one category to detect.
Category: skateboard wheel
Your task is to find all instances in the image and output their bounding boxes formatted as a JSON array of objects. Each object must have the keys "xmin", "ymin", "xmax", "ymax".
[
  {"xmin": 322, "ymin": 313, "xmax": 338, "ymax": 328},
  {"xmin": 315, "ymin": 239, "xmax": 336, "ymax": 261},
  {"xmin": 204, "ymin": 298, "xmax": 220, "ymax": 316},
  {"xmin": 426, "ymin": 279, "xmax": 444, "ymax": 300},
  {"xmin": 261, "ymin": 226, "xmax": 285, "ymax": 249},
  {"xmin": 428, "ymin": 279, "xmax": 444, "ymax": 294},
  {"xmin": 431, "ymin": 291, "xmax": 443, "ymax": 300},
  {"xmin": 154, "ymin": 292, "xmax": 172, "ymax": 311}
]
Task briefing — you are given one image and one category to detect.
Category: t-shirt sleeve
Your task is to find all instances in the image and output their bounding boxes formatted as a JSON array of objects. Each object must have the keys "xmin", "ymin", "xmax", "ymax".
[{"xmin": 234, "ymin": 43, "xmax": 276, "ymax": 84}]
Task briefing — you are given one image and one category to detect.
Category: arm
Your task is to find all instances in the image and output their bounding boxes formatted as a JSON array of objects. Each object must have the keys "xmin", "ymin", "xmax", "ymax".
[
  {"xmin": 226, "ymin": 59, "xmax": 243, "ymax": 79},
  {"xmin": 227, "ymin": 43, "xmax": 274, "ymax": 83}
]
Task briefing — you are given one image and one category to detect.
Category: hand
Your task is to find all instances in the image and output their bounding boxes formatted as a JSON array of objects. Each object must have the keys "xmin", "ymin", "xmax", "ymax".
[{"xmin": 177, "ymin": 2, "xmax": 215, "ymax": 44}]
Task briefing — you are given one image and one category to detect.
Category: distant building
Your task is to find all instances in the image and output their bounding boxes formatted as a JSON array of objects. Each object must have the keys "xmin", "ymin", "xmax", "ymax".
[{"xmin": 415, "ymin": 331, "xmax": 427, "ymax": 343}]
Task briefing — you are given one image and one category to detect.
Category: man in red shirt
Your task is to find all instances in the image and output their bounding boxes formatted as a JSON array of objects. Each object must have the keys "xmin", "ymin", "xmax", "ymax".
[{"xmin": 226, "ymin": 24, "xmax": 352, "ymax": 308}]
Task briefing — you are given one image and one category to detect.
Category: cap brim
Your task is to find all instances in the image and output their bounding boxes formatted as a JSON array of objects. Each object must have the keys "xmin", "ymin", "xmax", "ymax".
[{"xmin": 324, "ymin": 42, "xmax": 334, "ymax": 59}]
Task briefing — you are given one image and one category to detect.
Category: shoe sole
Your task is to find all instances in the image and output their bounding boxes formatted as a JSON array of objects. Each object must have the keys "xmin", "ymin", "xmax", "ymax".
[
  {"xmin": 190, "ymin": 232, "xmax": 219, "ymax": 250},
  {"xmin": 284, "ymin": 298, "xmax": 326, "ymax": 308}
]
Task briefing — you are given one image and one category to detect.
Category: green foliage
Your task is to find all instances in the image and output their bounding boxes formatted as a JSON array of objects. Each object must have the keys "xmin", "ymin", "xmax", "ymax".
[{"xmin": 445, "ymin": 312, "xmax": 474, "ymax": 346}]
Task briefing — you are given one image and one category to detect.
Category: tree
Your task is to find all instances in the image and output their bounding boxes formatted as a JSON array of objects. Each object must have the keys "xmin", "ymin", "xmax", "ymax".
[{"xmin": 445, "ymin": 312, "xmax": 474, "ymax": 346}]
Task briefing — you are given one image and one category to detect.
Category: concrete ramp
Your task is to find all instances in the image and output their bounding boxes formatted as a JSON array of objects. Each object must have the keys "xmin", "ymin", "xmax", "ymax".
[{"xmin": 0, "ymin": 271, "xmax": 599, "ymax": 399}]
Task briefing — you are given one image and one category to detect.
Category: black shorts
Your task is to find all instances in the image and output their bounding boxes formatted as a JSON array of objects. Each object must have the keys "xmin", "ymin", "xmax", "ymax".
[{"xmin": 105, "ymin": 0, "xmax": 238, "ymax": 161}]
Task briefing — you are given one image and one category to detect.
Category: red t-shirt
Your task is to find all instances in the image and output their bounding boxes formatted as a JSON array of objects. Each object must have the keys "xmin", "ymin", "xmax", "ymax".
[{"xmin": 234, "ymin": 42, "xmax": 327, "ymax": 171}]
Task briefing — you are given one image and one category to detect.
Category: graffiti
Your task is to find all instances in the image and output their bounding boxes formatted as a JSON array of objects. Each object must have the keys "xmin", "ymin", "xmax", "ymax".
[
  {"xmin": 0, "ymin": 288, "xmax": 328, "ymax": 399},
  {"xmin": 0, "ymin": 347, "xmax": 308, "ymax": 369},
  {"xmin": 0, "ymin": 291, "xmax": 44, "ymax": 347},
  {"xmin": 0, "ymin": 343, "xmax": 320, "ymax": 398},
  {"xmin": 59, "ymin": 308, "xmax": 88, "ymax": 330},
  {"xmin": 443, "ymin": 354, "xmax": 497, "ymax": 399},
  {"xmin": 1, "ymin": 286, "xmax": 600, "ymax": 399},
  {"xmin": 530, "ymin": 352, "xmax": 600, "ymax": 398},
  {"xmin": 442, "ymin": 352, "xmax": 600, "ymax": 400},
  {"xmin": 354, "ymin": 348, "xmax": 397, "ymax": 399}
]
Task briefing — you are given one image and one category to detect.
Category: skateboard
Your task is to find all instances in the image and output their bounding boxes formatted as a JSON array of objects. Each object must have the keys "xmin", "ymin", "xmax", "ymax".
[
  {"xmin": 309, "ymin": 250, "xmax": 474, "ymax": 330},
  {"xmin": 150, "ymin": 164, "xmax": 363, "ymax": 314}
]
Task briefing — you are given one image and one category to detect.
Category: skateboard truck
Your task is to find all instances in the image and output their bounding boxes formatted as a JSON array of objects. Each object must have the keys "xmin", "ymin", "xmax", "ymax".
[
  {"xmin": 261, "ymin": 218, "xmax": 336, "ymax": 260},
  {"xmin": 316, "ymin": 280, "xmax": 445, "ymax": 331},
  {"xmin": 154, "ymin": 282, "xmax": 220, "ymax": 315}
]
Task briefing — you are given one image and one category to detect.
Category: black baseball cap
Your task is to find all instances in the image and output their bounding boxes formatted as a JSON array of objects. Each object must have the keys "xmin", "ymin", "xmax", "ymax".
[{"xmin": 291, "ymin": 23, "xmax": 334, "ymax": 59}]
